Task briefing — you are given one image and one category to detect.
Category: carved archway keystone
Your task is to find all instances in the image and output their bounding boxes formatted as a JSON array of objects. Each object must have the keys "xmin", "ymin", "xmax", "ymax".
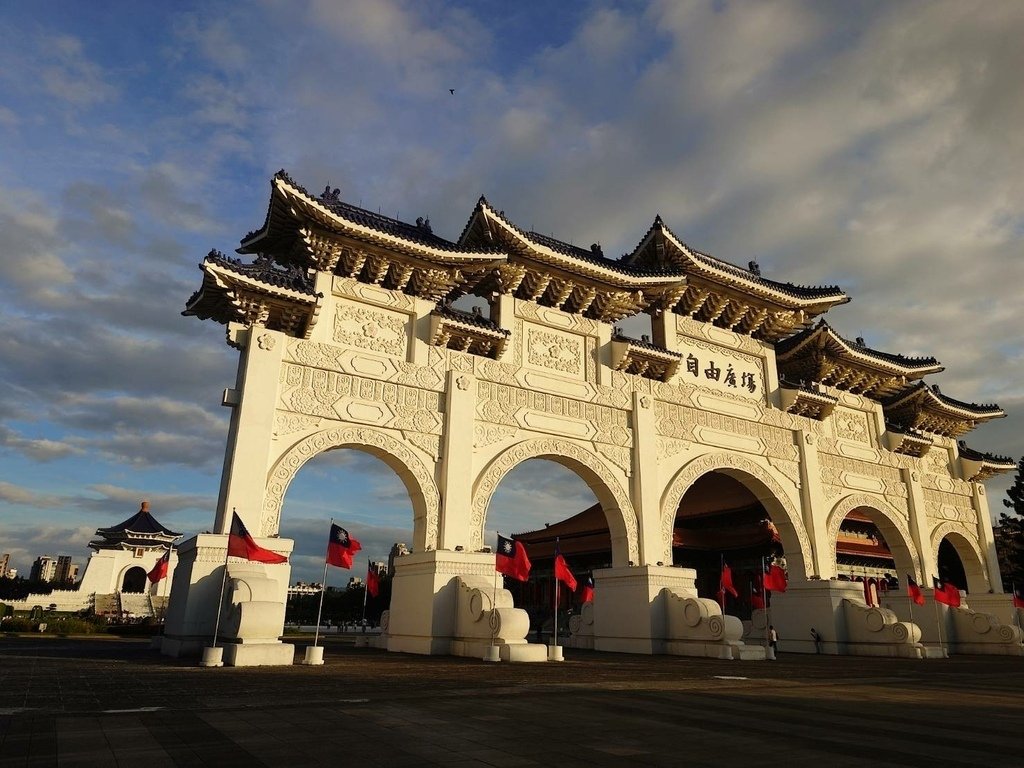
[
  {"xmin": 471, "ymin": 437, "xmax": 639, "ymax": 565},
  {"xmin": 661, "ymin": 452, "xmax": 812, "ymax": 577},
  {"xmin": 264, "ymin": 426, "xmax": 440, "ymax": 549}
]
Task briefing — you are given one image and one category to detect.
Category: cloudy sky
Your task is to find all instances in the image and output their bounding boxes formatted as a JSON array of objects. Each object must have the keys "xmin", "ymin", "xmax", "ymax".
[{"xmin": 1, "ymin": 1, "xmax": 1022, "ymax": 585}]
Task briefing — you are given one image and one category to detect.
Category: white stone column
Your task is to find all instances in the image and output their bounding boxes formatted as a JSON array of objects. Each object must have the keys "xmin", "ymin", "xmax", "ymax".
[
  {"xmin": 796, "ymin": 430, "xmax": 831, "ymax": 578},
  {"xmin": 437, "ymin": 370, "xmax": 476, "ymax": 551},
  {"xmin": 631, "ymin": 390, "xmax": 662, "ymax": 566},
  {"xmin": 214, "ymin": 324, "xmax": 287, "ymax": 535},
  {"xmin": 973, "ymin": 482, "xmax": 1004, "ymax": 592},
  {"xmin": 903, "ymin": 469, "xmax": 934, "ymax": 582}
]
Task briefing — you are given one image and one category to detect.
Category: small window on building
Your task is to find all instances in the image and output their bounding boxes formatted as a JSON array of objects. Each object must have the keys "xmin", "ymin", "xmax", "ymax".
[{"xmin": 134, "ymin": 548, "xmax": 144, "ymax": 559}]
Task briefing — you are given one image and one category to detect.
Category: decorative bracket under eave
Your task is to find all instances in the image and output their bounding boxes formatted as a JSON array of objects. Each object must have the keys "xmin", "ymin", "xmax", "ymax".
[{"xmin": 779, "ymin": 385, "xmax": 838, "ymax": 421}]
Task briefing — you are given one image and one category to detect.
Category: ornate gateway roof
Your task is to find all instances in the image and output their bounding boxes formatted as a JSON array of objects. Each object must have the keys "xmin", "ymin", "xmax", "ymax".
[
  {"xmin": 883, "ymin": 383, "xmax": 1005, "ymax": 438},
  {"xmin": 623, "ymin": 217, "xmax": 850, "ymax": 340},
  {"xmin": 775, "ymin": 320, "xmax": 944, "ymax": 400}
]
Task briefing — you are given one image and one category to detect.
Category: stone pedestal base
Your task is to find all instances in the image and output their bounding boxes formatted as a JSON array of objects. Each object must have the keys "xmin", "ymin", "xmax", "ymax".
[
  {"xmin": 200, "ymin": 646, "xmax": 223, "ymax": 667},
  {"xmin": 222, "ymin": 642, "xmax": 295, "ymax": 667},
  {"xmin": 161, "ymin": 533, "xmax": 293, "ymax": 660},
  {"xmin": 773, "ymin": 580, "xmax": 925, "ymax": 658},
  {"xmin": 592, "ymin": 565, "xmax": 696, "ymax": 654},
  {"xmin": 301, "ymin": 645, "xmax": 325, "ymax": 665},
  {"xmin": 386, "ymin": 550, "xmax": 480, "ymax": 655}
]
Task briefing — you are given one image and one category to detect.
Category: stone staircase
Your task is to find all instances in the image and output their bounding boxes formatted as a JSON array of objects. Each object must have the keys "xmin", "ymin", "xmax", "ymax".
[{"xmin": 119, "ymin": 592, "xmax": 154, "ymax": 617}]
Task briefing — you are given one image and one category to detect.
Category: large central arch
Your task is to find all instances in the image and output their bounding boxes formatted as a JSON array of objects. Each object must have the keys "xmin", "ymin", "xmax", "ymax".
[
  {"xmin": 470, "ymin": 437, "xmax": 640, "ymax": 566},
  {"xmin": 660, "ymin": 452, "xmax": 812, "ymax": 579},
  {"xmin": 264, "ymin": 426, "xmax": 441, "ymax": 550}
]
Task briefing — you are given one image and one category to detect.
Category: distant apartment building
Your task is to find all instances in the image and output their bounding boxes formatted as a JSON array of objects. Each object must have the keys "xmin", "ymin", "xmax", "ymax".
[
  {"xmin": 0, "ymin": 553, "xmax": 9, "ymax": 578},
  {"xmin": 29, "ymin": 556, "xmax": 57, "ymax": 583},
  {"xmin": 54, "ymin": 555, "xmax": 76, "ymax": 585}
]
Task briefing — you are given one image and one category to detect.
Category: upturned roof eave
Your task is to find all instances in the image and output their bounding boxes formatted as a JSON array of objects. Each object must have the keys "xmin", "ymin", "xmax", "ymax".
[
  {"xmin": 472, "ymin": 202, "xmax": 685, "ymax": 287},
  {"xmin": 258, "ymin": 175, "xmax": 502, "ymax": 264},
  {"xmin": 777, "ymin": 321, "xmax": 945, "ymax": 376}
]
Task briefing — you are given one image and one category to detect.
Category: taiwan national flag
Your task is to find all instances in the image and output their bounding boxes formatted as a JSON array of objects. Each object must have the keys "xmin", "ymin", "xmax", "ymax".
[
  {"xmin": 227, "ymin": 512, "xmax": 288, "ymax": 564},
  {"xmin": 932, "ymin": 577, "xmax": 961, "ymax": 608},
  {"xmin": 720, "ymin": 563, "xmax": 739, "ymax": 598},
  {"xmin": 495, "ymin": 534, "xmax": 531, "ymax": 582},
  {"xmin": 554, "ymin": 544, "xmax": 577, "ymax": 592},
  {"xmin": 750, "ymin": 582, "xmax": 765, "ymax": 610},
  {"xmin": 147, "ymin": 549, "xmax": 170, "ymax": 584},
  {"xmin": 1012, "ymin": 584, "xmax": 1024, "ymax": 610},
  {"xmin": 907, "ymin": 574, "xmax": 925, "ymax": 606},
  {"xmin": 763, "ymin": 562, "xmax": 788, "ymax": 593},
  {"xmin": 366, "ymin": 562, "xmax": 380, "ymax": 598},
  {"xmin": 326, "ymin": 523, "xmax": 362, "ymax": 569},
  {"xmin": 580, "ymin": 575, "xmax": 594, "ymax": 603}
]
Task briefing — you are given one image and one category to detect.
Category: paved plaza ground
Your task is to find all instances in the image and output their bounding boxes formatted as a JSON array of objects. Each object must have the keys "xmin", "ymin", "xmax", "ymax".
[{"xmin": 1, "ymin": 635, "xmax": 1022, "ymax": 767}]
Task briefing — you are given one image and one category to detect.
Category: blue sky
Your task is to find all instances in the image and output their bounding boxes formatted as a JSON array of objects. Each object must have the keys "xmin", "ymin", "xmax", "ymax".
[{"xmin": 1, "ymin": 1, "xmax": 1022, "ymax": 585}]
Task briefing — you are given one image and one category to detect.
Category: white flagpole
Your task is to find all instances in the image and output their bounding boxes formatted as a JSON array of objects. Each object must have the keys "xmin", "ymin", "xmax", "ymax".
[
  {"xmin": 211, "ymin": 511, "xmax": 234, "ymax": 649},
  {"xmin": 907, "ymin": 578, "xmax": 916, "ymax": 632},
  {"xmin": 553, "ymin": 561, "xmax": 559, "ymax": 650},
  {"xmin": 486, "ymin": 534, "xmax": 500, "ymax": 662},
  {"xmin": 933, "ymin": 588, "xmax": 946, "ymax": 658},
  {"xmin": 160, "ymin": 547, "xmax": 171, "ymax": 622},
  {"xmin": 313, "ymin": 518, "xmax": 333, "ymax": 648}
]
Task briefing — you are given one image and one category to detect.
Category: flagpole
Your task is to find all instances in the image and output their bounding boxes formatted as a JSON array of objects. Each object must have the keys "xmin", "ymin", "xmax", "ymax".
[
  {"xmin": 1011, "ymin": 585, "xmax": 1019, "ymax": 638},
  {"xmin": 486, "ymin": 533, "xmax": 500, "ymax": 662},
  {"xmin": 211, "ymin": 515, "xmax": 233, "ymax": 650},
  {"xmin": 361, "ymin": 562, "xmax": 370, "ymax": 627},
  {"xmin": 933, "ymin": 592, "xmax": 946, "ymax": 658},
  {"xmin": 312, "ymin": 518, "xmax": 333, "ymax": 649},
  {"xmin": 553, "ymin": 537, "xmax": 559, "ymax": 651},
  {"xmin": 719, "ymin": 553, "xmax": 726, "ymax": 614},
  {"xmin": 160, "ymin": 546, "xmax": 171, "ymax": 622},
  {"xmin": 907, "ymin": 577, "xmax": 915, "ymax": 632}
]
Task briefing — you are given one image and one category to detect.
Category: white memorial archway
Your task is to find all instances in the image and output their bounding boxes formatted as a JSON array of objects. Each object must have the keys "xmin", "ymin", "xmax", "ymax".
[{"xmin": 161, "ymin": 171, "xmax": 1013, "ymax": 663}]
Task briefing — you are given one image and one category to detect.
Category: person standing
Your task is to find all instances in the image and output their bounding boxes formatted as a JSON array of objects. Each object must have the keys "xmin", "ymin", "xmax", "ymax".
[
  {"xmin": 768, "ymin": 625, "xmax": 779, "ymax": 658},
  {"xmin": 810, "ymin": 627, "xmax": 821, "ymax": 654}
]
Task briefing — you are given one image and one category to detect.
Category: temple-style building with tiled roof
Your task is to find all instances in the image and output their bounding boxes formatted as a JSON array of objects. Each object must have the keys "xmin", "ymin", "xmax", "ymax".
[{"xmin": 163, "ymin": 171, "xmax": 1021, "ymax": 665}]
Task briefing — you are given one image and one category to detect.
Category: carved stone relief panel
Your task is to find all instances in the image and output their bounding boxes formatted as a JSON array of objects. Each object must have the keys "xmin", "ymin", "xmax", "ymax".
[
  {"xmin": 524, "ymin": 323, "xmax": 585, "ymax": 379},
  {"xmin": 332, "ymin": 276, "xmax": 417, "ymax": 311},
  {"xmin": 818, "ymin": 452, "xmax": 906, "ymax": 499},
  {"xmin": 833, "ymin": 407, "xmax": 871, "ymax": 443},
  {"xmin": 280, "ymin": 363, "xmax": 443, "ymax": 434},
  {"xmin": 516, "ymin": 302, "xmax": 600, "ymax": 336},
  {"xmin": 476, "ymin": 381, "xmax": 631, "ymax": 447},
  {"xmin": 334, "ymin": 300, "xmax": 410, "ymax": 359},
  {"xmin": 676, "ymin": 315, "xmax": 765, "ymax": 356}
]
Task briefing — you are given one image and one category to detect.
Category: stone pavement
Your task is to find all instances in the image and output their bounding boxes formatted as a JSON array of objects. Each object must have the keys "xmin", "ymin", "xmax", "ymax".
[{"xmin": 1, "ymin": 635, "xmax": 1022, "ymax": 767}]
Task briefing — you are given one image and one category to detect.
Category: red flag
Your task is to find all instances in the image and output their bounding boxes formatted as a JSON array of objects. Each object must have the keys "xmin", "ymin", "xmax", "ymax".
[
  {"xmin": 751, "ymin": 585, "xmax": 765, "ymax": 610},
  {"xmin": 1013, "ymin": 584, "xmax": 1024, "ymax": 610},
  {"xmin": 366, "ymin": 562, "xmax": 380, "ymax": 598},
  {"xmin": 147, "ymin": 549, "xmax": 170, "ymax": 584},
  {"xmin": 932, "ymin": 577, "xmax": 961, "ymax": 607},
  {"xmin": 907, "ymin": 574, "xmax": 924, "ymax": 606},
  {"xmin": 228, "ymin": 512, "xmax": 287, "ymax": 564},
  {"xmin": 495, "ymin": 534, "xmax": 531, "ymax": 581},
  {"xmin": 764, "ymin": 563, "xmax": 788, "ymax": 593},
  {"xmin": 327, "ymin": 523, "xmax": 362, "ymax": 569},
  {"xmin": 720, "ymin": 563, "xmax": 738, "ymax": 598},
  {"xmin": 554, "ymin": 549, "xmax": 577, "ymax": 592},
  {"xmin": 580, "ymin": 575, "xmax": 594, "ymax": 603}
]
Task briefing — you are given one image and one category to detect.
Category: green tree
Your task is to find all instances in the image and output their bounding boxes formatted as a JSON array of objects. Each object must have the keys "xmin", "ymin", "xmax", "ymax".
[{"xmin": 996, "ymin": 456, "xmax": 1024, "ymax": 591}]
